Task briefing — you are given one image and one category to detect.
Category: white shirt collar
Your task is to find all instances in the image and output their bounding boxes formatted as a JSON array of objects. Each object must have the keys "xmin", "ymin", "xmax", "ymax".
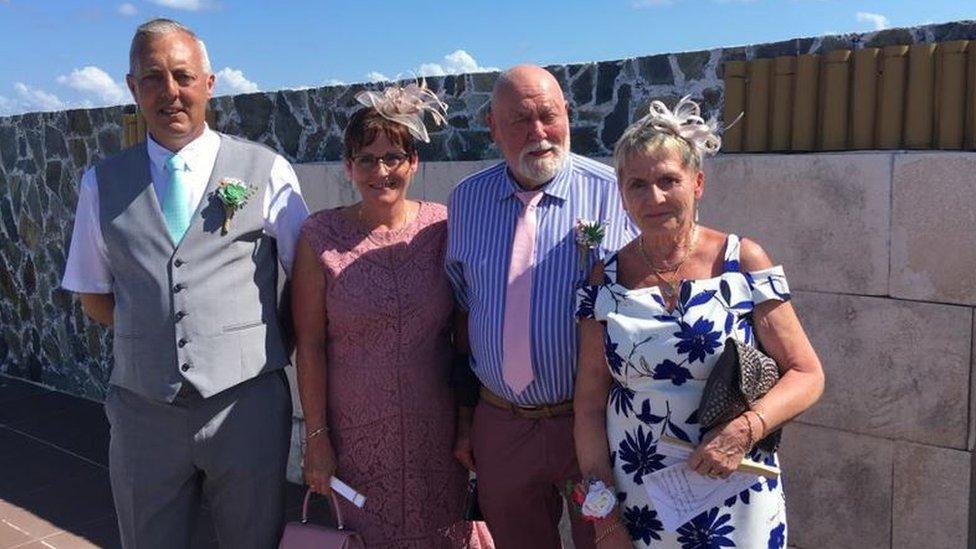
[{"xmin": 146, "ymin": 124, "xmax": 220, "ymax": 175}]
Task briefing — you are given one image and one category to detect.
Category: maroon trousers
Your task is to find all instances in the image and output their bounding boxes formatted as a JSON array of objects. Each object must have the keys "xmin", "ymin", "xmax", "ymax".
[{"xmin": 472, "ymin": 402, "xmax": 596, "ymax": 549}]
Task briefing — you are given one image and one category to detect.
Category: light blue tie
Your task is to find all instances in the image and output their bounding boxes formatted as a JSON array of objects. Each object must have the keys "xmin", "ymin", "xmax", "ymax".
[{"xmin": 162, "ymin": 154, "xmax": 192, "ymax": 243}]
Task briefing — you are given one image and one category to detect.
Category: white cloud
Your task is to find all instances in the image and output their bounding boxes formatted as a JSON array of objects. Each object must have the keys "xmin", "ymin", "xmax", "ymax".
[
  {"xmin": 856, "ymin": 11, "xmax": 889, "ymax": 30},
  {"xmin": 118, "ymin": 2, "xmax": 137, "ymax": 16},
  {"xmin": 362, "ymin": 50, "xmax": 495, "ymax": 84},
  {"xmin": 13, "ymin": 83, "xmax": 65, "ymax": 112},
  {"xmin": 416, "ymin": 64, "xmax": 446, "ymax": 77},
  {"xmin": 214, "ymin": 67, "xmax": 259, "ymax": 95},
  {"xmin": 148, "ymin": 0, "xmax": 212, "ymax": 11},
  {"xmin": 56, "ymin": 66, "xmax": 128, "ymax": 105},
  {"xmin": 417, "ymin": 50, "xmax": 498, "ymax": 77},
  {"xmin": 0, "ymin": 84, "xmax": 69, "ymax": 116},
  {"xmin": 324, "ymin": 79, "xmax": 346, "ymax": 86},
  {"xmin": 0, "ymin": 96, "xmax": 17, "ymax": 116}
]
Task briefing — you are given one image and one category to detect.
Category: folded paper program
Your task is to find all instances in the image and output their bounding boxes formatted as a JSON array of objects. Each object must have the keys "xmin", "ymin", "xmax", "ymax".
[
  {"xmin": 644, "ymin": 461, "xmax": 760, "ymax": 532},
  {"xmin": 644, "ymin": 435, "xmax": 781, "ymax": 531}
]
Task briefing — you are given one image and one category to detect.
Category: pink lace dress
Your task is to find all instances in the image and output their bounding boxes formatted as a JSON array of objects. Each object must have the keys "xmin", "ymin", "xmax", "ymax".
[{"xmin": 300, "ymin": 201, "xmax": 491, "ymax": 548}]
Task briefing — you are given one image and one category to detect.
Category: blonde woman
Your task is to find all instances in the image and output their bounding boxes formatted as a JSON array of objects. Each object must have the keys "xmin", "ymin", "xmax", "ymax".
[{"xmin": 573, "ymin": 98, "xmax": 824, "ymax": 548}]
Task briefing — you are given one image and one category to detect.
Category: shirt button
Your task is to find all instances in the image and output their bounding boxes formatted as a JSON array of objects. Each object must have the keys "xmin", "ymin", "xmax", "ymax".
[
  {"xmin": 175, "ymin": 311, "xmax": 187, "ymax": 321},
  {"xmin": 180, "ymin": 362, "xmax": 191, "ymax": 372},
  {"xmin": 173, "ymin": 283, "xmax": 185, "ymax": 293},
  {"xmin": 178, "ymin": 338, "xmax": 189, "ymax": 348},
  {"xmin": 174, "ymin": 258, "xmax": 185, "ymax": 267}
]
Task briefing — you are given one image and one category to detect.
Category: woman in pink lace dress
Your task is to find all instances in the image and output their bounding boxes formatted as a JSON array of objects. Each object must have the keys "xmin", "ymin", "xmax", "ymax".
[{"xmin": 291, "ymin": 84, "xmax": 492, "ymax": 548}]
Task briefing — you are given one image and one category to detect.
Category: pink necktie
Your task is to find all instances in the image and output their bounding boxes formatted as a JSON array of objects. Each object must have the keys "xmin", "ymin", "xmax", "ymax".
[{"xmin": 502, "ymin": 190, "xmax": 544, "ymax": 395}]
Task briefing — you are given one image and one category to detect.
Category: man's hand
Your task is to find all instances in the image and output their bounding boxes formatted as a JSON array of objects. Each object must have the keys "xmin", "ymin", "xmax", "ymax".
[
  {"xmin": 79, "ymin": 293, "xmax": 115, "ymax": 326},
  {"xmin": 453, "ymin": 406, "xmax": 475, "ymax": 471}
]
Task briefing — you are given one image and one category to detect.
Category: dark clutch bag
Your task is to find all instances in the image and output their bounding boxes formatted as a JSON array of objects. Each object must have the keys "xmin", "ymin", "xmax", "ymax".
[
  {"xmin": 464, "ymin": 477, "xmax": 484, "ymax": 521},
  {"xmin": 697, "ymin": 337, "xmax": 782, "ymax": 453}
]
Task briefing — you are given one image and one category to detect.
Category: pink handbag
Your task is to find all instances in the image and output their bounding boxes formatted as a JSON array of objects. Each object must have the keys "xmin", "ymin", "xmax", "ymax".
[{"xmin": 278, "ymin": 488, "xmax": 365, "ymax": 549}]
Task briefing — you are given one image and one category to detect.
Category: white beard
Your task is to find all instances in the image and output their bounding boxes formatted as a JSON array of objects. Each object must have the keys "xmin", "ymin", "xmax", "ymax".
[{"xmin": 516, "ymin": 139, "xmax": 568, "ymax": 185}]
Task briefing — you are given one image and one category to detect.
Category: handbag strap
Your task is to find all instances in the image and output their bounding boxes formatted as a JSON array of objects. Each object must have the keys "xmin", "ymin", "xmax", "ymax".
[{"xmin": 301, "ymin": 488, "xmax": 346, "ymax": 530}]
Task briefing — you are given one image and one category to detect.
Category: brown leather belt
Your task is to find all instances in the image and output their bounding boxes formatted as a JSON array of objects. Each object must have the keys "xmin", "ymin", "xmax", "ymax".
[{"xmin": 479, "ymin": 387, "xmax": 574, "ymax": 419}]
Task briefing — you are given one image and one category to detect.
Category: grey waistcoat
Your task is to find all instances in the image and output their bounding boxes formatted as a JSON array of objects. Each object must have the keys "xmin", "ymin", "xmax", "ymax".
[{"xmin": 97, "ymin": 133, "xmax": 289, "ymax": 402}]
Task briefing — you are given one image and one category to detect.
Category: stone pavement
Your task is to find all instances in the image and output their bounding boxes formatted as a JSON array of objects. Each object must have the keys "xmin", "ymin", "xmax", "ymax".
[{"xmin": 0, "ymin": 375, "xmax": 320, "ymax": 549}]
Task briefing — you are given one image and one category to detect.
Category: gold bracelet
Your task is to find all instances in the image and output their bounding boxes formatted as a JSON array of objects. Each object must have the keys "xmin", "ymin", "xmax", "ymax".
[
  {"xmin": 594, "ymin": 520, "xmax": 625, "ymax": 545},
  {"xmin": 305, "ymin": 426, "xmax": 329, "ymax": 440},
  {"xmin": 750, "ymin": 408, "xmax": 769, "ymax": 438}
]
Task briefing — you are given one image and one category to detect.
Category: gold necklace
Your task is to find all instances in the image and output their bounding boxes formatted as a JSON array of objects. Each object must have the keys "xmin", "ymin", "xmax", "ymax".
[{"xmin": 637, "ymin": 225, "xmax": 699, "ymax": 302}]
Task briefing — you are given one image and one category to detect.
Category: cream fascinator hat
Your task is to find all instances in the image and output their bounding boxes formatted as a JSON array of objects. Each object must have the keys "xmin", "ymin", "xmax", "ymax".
[
  {"xmin": 354, "ymin": 79, "xmax": 448, "ymax": 143},
  {"xmin": 635, "ymin": 95, "xmax": 726, "ymax": 157}
]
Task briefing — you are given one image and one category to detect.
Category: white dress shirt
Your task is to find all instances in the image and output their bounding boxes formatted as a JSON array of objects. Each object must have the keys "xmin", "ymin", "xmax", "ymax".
[{"xmin": 62, "ymin": 126, "xmax": 309, "ymax": 293}]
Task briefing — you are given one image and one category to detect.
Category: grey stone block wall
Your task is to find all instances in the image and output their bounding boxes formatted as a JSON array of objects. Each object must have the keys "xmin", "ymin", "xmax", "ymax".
[
  {"xmin": 698, "ymin": 151, "xmax": 976, "ymax": 549},
  {"xmin": 3, "ymin": 20, "xmax": 975, "ymax": 397},
  {"xmin": 288, "ymin": 150, "xmax": 976, "ymax": 549}
]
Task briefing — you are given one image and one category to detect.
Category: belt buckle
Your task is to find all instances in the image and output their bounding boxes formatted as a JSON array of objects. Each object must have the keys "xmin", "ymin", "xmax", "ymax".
[{"xmin": 514, "ymin": 402, "xmax": 553, "ymax": 418}]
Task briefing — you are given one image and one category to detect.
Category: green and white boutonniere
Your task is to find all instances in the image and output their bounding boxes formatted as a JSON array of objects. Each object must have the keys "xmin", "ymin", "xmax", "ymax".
[
  {"xmin": 575, "ymin": 218, "xmax": 609, "ymax": 271},
  {"xmin": 215, "ymin": 177, "xmax": 255, "ymax": 234}
]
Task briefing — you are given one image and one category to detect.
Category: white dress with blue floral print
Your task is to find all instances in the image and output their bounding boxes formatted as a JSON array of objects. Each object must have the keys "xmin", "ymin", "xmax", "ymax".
[{"xmin": 576, "ymin": 235, "xmax": 789, "ymax": 549}]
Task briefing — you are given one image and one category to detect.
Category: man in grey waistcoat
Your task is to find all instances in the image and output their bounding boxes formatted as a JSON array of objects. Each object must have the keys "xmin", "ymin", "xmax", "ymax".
[{"xmin": 61, "ymin": 18, "xmax": 309, "ymax": 548}]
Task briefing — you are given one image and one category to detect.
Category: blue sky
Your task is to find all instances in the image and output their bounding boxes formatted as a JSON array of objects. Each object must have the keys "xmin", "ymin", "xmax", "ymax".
[{"xmin": 0, "ymin": 0, "xmax": 971, "ymax": 116}]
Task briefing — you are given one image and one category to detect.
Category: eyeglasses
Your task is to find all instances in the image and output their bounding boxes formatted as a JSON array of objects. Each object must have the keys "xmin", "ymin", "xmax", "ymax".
[{"xmin": 352, "ymin": 152, "xmax": 410, "ymax": 171}]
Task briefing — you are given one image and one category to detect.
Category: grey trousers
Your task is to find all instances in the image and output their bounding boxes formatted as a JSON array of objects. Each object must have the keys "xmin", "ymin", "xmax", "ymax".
[{"xmin": 104, "ymin": 370, "xmax": 292, "ymax": 549}]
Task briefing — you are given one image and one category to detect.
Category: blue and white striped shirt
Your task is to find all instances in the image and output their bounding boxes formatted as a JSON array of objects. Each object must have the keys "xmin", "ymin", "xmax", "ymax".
[{"xmin": 446, "ymin": 154, "xmax": 636, "ymax": 405}]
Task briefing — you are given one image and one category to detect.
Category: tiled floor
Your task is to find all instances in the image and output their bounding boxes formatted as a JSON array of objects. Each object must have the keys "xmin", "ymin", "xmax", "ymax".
[{"xmin": 0, "ymin": 375, "xmax": 321, "ymax": 549}]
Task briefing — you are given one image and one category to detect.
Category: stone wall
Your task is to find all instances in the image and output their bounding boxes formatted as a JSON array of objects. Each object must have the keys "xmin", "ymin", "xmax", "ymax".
[
  {"xmin": 0, "ymin": 107, "xmax": 126, "ymax": 398},
  {"xmin": 3, "ymin": 21, "xmax": 976, "ymax": 397},
  {"xmin": 2, "ymin": 20, "xmax": 976, "ymax": 549}
]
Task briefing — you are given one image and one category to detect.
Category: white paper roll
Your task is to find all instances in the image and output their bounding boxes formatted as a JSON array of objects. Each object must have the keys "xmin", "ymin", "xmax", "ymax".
[{"xmin": 330, "ymin": 477, "xmax": 366, "ymax": 508}]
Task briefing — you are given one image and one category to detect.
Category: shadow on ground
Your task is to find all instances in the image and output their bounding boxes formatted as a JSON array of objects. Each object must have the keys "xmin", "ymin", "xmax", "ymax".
[{"xmin": 0, "ymin": 375, "xmax": 325, "ymax": 549}]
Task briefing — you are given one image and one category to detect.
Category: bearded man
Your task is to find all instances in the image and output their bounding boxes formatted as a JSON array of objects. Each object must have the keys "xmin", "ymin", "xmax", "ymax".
[{"xmin": 445, "ymin": 64, "xmax": 635, "ymax": 548}]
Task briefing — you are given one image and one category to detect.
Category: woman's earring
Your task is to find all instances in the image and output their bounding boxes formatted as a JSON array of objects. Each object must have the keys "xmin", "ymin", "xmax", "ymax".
[{"xmin": 694, "ymin": 205, "xmax": 700, "ymax": 223}]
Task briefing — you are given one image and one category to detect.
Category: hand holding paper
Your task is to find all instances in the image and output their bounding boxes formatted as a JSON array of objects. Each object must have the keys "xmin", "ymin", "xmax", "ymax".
[
  {"xmin": 658, "ymin": 435, "xmax": 779, "ymax": 479},
  {"xmin": 644, "ymin": 435, "xmax": 780, "ymax": 531}
]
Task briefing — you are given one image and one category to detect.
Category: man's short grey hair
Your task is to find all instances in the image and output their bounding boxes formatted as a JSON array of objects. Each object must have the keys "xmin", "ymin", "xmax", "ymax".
[
  {"xmin": 488, "ymin": 66, "xmax": 567, "ymax": 112},
  {"xmin": 129, "ymin": 18, "xmax": 212, "ymax": 74}
]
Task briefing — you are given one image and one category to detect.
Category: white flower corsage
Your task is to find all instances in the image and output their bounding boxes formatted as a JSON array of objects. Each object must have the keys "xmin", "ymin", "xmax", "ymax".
[{"xmin": 577, "ymin": 479, "xmax": 616, "ymax": 521}]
